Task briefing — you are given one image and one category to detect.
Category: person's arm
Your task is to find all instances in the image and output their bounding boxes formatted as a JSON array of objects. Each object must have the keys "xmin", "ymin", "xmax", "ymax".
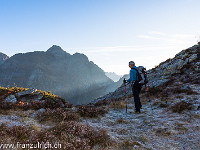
[
  {"xmin": 127, "ymin": 69, "xmax": 137, "ymax": 83},
  {"xmin": 127, "ymin": 70, "xmax": 133, "ymax": 82}
]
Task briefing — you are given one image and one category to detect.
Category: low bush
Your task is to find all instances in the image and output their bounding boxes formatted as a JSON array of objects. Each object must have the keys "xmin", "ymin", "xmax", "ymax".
[
  {"xmin": 148, "ymin": 86, "xmax": 162, "ymax": 96},
  {"xmin": 159, "ymin": 102, "xmax": 168, "ymax": 108},
  {"xmin": 109, "ymin": 101, "xmax": 126, "ymax": 109},
  {"xmin": 0, "ymin": 121, "xmax": 111, "ymax": 150},
  {"xmin": 116, "ymin": 118, "xmax": 128, "ymax": 124},
  {"xmin": 94, "ymin": 99, "xmax": 110, "ymax": 107},
  {"xmin": 77, "ymin": 106, "xmax": 108, "ymax": 118},
  {"xmin": 173, "ymin": 87, "xmax": 198, "ymax": 95},
  {"xmin": 120, "ymin": 139, "xmax": 142, "ymax": 149},
  {"xmin": 37, "ymin": 108, "xmax": 80, "ymax": 123},
  {"xmin": 171, "ymin": 101, "xmax": 193, "ymax": 113},
  {"xmin": 155, "ymin": 128, "xmax": 171, "ymax": 136}
]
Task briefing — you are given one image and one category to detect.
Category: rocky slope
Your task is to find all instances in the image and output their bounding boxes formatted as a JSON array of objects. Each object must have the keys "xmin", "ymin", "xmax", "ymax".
[
  {"xmin": 0, "ymin": 45, "xmax": 114, "ymax": 104},
  {"xmin": 92, "ymin": 43, "xmax": 199, "ymax": 103},
  {"xmin": 83, "ymin": 43, "xmax": 200, "ymax": 149}
]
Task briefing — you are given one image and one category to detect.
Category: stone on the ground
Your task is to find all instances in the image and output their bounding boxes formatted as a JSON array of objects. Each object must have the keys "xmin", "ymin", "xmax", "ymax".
[
  {"xmin": 4, "ymin": 95, "xmax": 17, "ymax": 103},
  {"xmin": 20, "ymin": 91, "xmax": 43, "ymax": 104},
  {"xmin": 30, "ymin": 108, "xmax": 45, "ymax": 118}
]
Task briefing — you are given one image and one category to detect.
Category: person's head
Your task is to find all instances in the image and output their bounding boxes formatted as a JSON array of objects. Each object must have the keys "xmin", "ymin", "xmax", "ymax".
[{"xmin": 128, "ymin": 61, "xmax": 135, "ymax": 68}]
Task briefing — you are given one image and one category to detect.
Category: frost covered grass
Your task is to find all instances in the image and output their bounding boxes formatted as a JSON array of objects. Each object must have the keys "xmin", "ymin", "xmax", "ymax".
[
  {"xmin": 0, "ymin": 121, "xmax": 112, "ymax": 149},
  {"xmin": 37, "ymin": 108, "xmax": 80, "ymax": 123}
]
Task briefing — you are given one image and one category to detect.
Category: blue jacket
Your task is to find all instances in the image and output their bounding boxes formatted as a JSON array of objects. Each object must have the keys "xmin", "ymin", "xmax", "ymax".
[{"xmin": 127, "ymin": 66, "xmax": 138, "ymax": 83}]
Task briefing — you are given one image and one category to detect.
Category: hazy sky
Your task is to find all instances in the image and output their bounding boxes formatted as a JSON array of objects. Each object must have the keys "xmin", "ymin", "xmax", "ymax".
[{"xmin": 0, "ymin": 0, "xmax": 199, "ymax": 75}]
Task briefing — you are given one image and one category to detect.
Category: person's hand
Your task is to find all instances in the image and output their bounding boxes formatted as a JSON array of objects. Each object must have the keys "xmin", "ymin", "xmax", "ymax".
[{"xmin": 123, "ymin": 78, "xmax": 127, "ymax": 84}]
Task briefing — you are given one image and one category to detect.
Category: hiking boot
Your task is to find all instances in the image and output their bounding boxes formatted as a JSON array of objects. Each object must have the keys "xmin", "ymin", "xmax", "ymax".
[{"xmin": 135, "ymin": 109, "xmax": 141, "ymax": 113}]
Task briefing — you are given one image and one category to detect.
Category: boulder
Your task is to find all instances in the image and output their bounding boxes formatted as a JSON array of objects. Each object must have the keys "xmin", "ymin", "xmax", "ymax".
[
  {"xmin": 4, "ymin": 95, "xmax": 17, "ymax": 103},
  {"xmin": 18, "ymin": 92, "xmax": 43, "ymax": 106},
  {"xmin": 15, "ymin": 88, "xmax": 38, "ymax": 97}
]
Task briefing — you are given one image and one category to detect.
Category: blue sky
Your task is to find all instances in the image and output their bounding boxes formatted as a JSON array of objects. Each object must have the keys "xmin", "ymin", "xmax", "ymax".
[{"xmin": 0, "ymin": 0, "xmax": 199, "ymax": 75}]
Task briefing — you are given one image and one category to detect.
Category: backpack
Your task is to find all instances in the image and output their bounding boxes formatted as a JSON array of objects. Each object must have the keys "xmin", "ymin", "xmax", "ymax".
[{"xmin": 132, "ymin": 66, "xmax": 148, "ymax": 85}]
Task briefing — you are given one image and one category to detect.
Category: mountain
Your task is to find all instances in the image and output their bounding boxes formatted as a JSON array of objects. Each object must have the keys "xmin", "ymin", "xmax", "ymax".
[
  {"xmin": 0, "ymin": 45, "xmax": 114, "ymax": 104},
  {"xmin": 105, "ymin": 72, "xmax": 121, "ymax": 82},
  {"xmin": 0, "ymin": 52, "xmax": 9, "ymax": 64}
]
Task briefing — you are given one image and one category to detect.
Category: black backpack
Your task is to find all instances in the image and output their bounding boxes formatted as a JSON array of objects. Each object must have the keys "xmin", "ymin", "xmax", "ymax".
[{"xmin": 132, "ymin": 66, "xmax": 148, "ymax": 85}]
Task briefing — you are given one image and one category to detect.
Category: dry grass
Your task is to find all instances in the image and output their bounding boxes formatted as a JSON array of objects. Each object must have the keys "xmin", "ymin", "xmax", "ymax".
[
  {"xmin": 152, "ymin": 101, "xmax": 160, "ymax": 106},
  {"xmin": 139, "ymin": 134, "xmax": 149, "ymax": 143},
  {"xmin": 155, "ymin": 128, "xmax": 171, "ymax": 136},
  {"xmin": 77, "ymin": 105, "xmax": 108, "ymax": 118},
  {"xmin": 0, "ymin": 121, "xmax": 112, "ymax": 149},
  {"xmin": 147, "ymin": 86, "xmax": 162, "ymax": 97},
  {"xmin": 174, "ymin": 123, "xmax": 188, "ymax": 132},
  {"xmin": 116, "ymin": 118, "xmax": 128, "ymax": 124},
  {"xmin": 120, "ymin": 139, "xmax": 142, "ymax": 149},
  {"xmin": 37, "ymin": 108, "xmax": 80, "ymax": 123},
  {"xmin": 171, "ymin": 101, "xmax": 193, "ymax": 113},
  {"xmin": 109, "ymin": 101, "xmax": 126, "ymax": 109}
]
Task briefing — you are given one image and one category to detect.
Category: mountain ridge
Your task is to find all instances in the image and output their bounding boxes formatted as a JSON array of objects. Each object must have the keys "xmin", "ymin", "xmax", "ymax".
[{"xmin": 0, "ymin": 46, "xmax": 114, "ymax": 105}]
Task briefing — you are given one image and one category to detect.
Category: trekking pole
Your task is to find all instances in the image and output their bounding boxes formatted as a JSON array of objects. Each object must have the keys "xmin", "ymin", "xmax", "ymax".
[{"xmin": 123, "ymin": 78, "xmax": 128, "ymax": 113}]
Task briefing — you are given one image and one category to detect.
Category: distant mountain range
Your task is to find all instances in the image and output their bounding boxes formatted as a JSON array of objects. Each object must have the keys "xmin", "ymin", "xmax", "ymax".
[
  {"xmin": 105, "ymin": 72, "xmax": 121, "ymax": 82},
  {"xmin": 0, "ymin": 45, "xmax": 117, "ymax": 104}
]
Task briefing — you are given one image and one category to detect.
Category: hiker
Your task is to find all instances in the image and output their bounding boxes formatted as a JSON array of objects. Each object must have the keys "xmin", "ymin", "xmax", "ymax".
[{"xmin": 124, "ymin": 61, "xmax": 142, "ymax": 113}]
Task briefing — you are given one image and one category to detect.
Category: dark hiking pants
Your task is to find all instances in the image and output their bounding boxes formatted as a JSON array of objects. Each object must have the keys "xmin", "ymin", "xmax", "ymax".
[{"xmin": 132, "ymin": 82, "xmax": 142, "ymax": 111}]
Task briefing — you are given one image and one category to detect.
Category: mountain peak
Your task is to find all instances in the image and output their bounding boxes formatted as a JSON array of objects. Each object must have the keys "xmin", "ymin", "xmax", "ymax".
[
  {"xmin": 0, "ymin": 52, "xmax": 9, "ymax": 64},
  {"xmin": 46, "ymin": 45, "xmax": 69, "ymax": 56}
]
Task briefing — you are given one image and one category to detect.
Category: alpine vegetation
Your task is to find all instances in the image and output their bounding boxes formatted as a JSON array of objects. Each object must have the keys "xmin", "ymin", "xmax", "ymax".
[{"xmin": 0, "ymin": 44, "xmax": 199, "ymax": 149}]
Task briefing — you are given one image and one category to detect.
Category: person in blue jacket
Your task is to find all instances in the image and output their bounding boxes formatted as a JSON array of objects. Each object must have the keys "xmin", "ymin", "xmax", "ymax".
[{"xmin": 125, "ymin": 61, "xmax": 142, "ymax": 113}]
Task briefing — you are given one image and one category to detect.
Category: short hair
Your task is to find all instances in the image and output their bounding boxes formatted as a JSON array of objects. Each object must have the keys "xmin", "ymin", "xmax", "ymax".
[{"xmin": 129, "ymin": 61, "xmax": 135, "ymax": 66}]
